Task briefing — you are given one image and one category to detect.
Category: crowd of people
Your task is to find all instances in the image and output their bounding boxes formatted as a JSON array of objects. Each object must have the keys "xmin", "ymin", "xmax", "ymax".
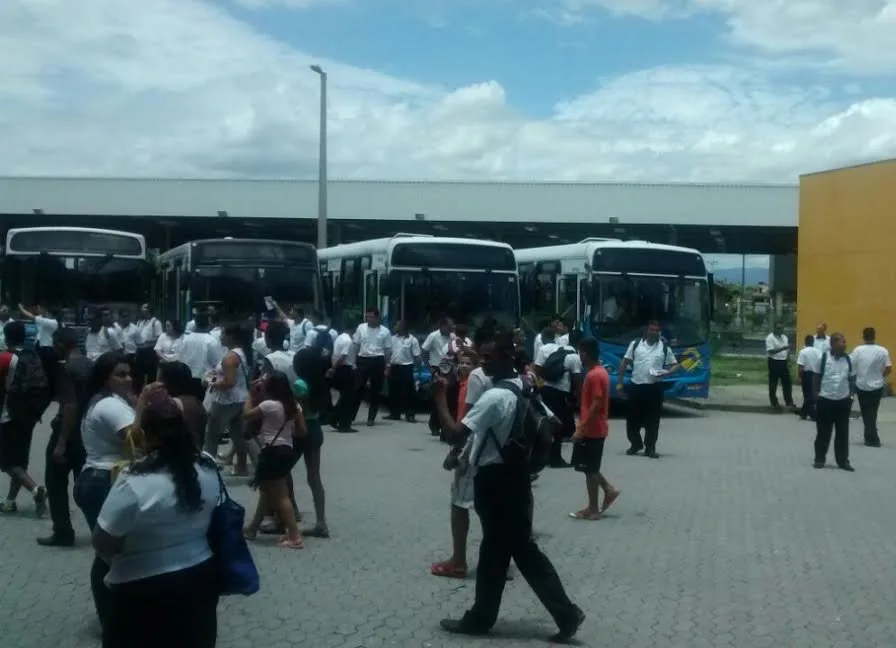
[{"xmin": 9, "ymin": 299, "xmax": 889, "ymax": 645}]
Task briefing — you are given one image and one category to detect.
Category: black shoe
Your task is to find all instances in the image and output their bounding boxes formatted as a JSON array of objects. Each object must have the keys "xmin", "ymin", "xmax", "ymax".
[
  {"xmin": 36, "ymin": 534, "xmax": 75, "ymax": 548},
  {"xmin": 337, "ymin": 427, "xmax": 358, "ymax": 434},
  {"xmin": 865, "ymin": 441, "xmax": 881, "ymax": 448},
  {"xmin": 366, "ymin": 420, "xmax": 375, "ymax": 427},
  {"xmin": 406, "ymin": 415, "xmax": 417, "ymax": 423},
  {"xmin": 549, "ymin": 459, "xmax": 572, "ymax": 469},
  {"xmin": 440, "ymin": 618, "xmax": 489, "ymax": 636},
  {"xmin": 838, "ymin": 463, "xmax": 855, "ymax": 472},
  {"xmin": 644, "ymin": 450, "xmax": 659, "ymax": 459},
  {"xmin": 383, "ymin": 415, "xmax": 401, "ymax": 421},
  {"xmin": 552, "ymin": 606, "xmax": 586, "ymax": 642},
  {"xmin": 813, "ymin": 461, "xmax": 825, "ymax": 469},
  {"xmin": 625, "ymin": 447, "xmax": 642, "ymax": 456}
]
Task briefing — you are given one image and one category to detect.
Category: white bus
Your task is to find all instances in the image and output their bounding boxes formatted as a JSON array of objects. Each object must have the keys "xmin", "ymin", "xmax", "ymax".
[
  {"xmin": 156, "ymin": 238, "xmax": 322, "ymax": 322},
  {"xmin": 1, "ymin": 226, "xmax": 152, "ymax": 324},
  {"xmin": 516, "ymin": 238, "xmax": 714, "ymax": 398},
  {"xmin": 318, "ymin": 234, "xmax": 520, "ymax": 334}
]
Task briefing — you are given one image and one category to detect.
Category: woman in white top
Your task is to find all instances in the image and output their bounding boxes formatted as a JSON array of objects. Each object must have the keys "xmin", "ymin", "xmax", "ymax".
[
  {"xmin": 154, "ymin": 319, "xmax": 185, "ymax": 363},
  {"xmin": 242, "ymin": 370, "xmax": 305, "ymax": 549},
  {"xmin": 203, "ymin": 323, "xmax": 257, "ymax": 476},
  {"xmin": 73, "ymin": 351, "xmax": 137, "ymax": 631},
  {"xmin": 93, "ymin": 394, "xmax": 221, "ymax": 648}
]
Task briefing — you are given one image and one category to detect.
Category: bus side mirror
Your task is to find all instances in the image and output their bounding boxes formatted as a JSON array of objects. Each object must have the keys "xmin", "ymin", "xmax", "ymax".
[{"xmin": 708, "ymin": 273, "xmax": 715, "ymax": 320}]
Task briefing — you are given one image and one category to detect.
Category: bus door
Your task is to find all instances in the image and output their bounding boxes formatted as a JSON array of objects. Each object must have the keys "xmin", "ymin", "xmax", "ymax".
[
  {"xmin": 556, "ymin": 274, "xmax": 579, "ymax": 330},
  {"xmin": 363, "ymin": 269, "xmax": 379, "ymax": 319}
]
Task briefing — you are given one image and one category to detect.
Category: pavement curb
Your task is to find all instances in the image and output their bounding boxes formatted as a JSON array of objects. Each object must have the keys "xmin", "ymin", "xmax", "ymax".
[{"xmin": 670, "ymin": 399, "xmax": 781, "ymax": 414}]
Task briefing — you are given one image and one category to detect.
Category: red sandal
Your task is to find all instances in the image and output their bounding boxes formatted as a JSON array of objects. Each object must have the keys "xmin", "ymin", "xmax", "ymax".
[{"xmin": 431, "ymin": 561, "xmax": 467, "ymax": 579}]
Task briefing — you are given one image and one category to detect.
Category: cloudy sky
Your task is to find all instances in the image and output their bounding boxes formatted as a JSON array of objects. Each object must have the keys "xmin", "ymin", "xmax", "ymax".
[{"xmin": 3, "ymin": 0, "xmax": 895, "ymax": 268}]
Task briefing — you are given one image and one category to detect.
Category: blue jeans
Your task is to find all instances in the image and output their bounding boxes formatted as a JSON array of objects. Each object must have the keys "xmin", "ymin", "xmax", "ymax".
[{"xmin": 74, "ymin": 468, "xmax": 113, "ymax": 628}]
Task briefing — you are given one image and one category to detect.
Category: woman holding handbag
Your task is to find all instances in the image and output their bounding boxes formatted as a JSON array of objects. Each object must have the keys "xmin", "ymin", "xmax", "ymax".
[{"xmin": 242, "ymin": 371, "xmax": 305, "ymax": 549}]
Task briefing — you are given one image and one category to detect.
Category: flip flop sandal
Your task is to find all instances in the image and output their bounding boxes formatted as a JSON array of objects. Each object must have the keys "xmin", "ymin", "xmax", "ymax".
[
  {"xmin": 431, "ymin": 562, "xmax": 467, "ymax": 579},
  {"xmin": 569, "ymin": 510, "xmax": 601, "ymax": 521}
]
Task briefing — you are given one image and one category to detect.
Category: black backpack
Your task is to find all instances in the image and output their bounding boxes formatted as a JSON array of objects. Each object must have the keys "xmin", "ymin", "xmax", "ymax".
[
  {"xmin": 819, "ymin": 352, "xmax": 851, "ymax": 376},
  {"xmin": 311, "ymin": 328, "xmax": 334, "ymax": 360},
  {"xmin": 477, "ymin": 379, "xmax": 556, "ymax": 473},
  {"xmin": 5, "ymin": 348, "xmax": 51, "ymax": 422},
  {"xmin": 541, "ymin": 347, "xmax": 574, "ymax": 382}
]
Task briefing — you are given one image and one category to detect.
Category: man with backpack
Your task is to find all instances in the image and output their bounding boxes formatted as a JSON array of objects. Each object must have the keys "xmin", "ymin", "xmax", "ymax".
[
  {"xmin": 813, "ymin": 332, "xmax": 856, "ymax": 471},
  {"xmin": 37, "ymin": 327, "xmax": 92, "ymax": 547},
  {"xmin": 533, "ymin": 327, "xmax": 582, "ymax": 468},
  {"xmin": 303, "ymin": 310, "xmax": 335, "ymax": 420},
  {"xmin": 617, "ymin": 320, "xmax": 678, "ymax": 459},
  {"xmin": 432, "ymin": 329, "xmax": 584, "ymax": 642},
  {"xmin": 0, "ymin": 321, "xmax": 51, "ymax": 516}
]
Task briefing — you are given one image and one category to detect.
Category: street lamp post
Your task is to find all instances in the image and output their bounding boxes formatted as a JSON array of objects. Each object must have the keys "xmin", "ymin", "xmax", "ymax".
[{"xmin": 310, "ymin": 64, "xmax": 328, "ymax": 249}]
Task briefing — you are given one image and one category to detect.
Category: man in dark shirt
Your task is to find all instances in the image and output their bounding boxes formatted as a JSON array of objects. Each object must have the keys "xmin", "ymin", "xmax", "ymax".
[{"xmin": 37, "ymin": 327, "xmax": 92, "ymax": 547}]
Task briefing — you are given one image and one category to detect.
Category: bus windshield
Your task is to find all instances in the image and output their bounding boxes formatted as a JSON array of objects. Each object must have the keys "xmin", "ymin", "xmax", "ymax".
[
  {"xmin": 591, "ymin": 274, "xmax": 710, "ymax": 347},
  {"xmin": 390, "ymin": 271, "xmax": 519, "ymax": 334},
  {"xmin": 1, "ymin": 256, "xmax": 151, "ymax": 322},
  {"xmin": 191, "ymin": 265, "xmax": 319, "ymax": 316}
]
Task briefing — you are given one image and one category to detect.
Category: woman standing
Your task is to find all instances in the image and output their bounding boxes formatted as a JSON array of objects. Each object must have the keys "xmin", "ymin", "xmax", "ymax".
[
  {"xmin": 203, "ymin": 323, "xmax": 256, "ymax": 476},
  {"xmin": 158, "ymin": 361, "xmax": 208, "ymax": 448},
  {"xmin": 242, "ymin": 371, "xmax": 304, "ymax": 549},
  {"xmin": 74, "ymin": 352, "xmax": 137, "ymax": 630},
  {"xmin": 154, "ymin": 320, "xmax": 185, "ymax": 363},
  {"xmin": 293, "ymin": 349, "xmax": 329, "ymax": 538},
  {"xmin": 93, "ymin": 394, "xmax": 221, "ymax": 648}
]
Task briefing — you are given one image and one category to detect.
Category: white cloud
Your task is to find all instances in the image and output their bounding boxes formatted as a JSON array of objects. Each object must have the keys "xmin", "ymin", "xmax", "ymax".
[{"xmin": 0, "ymin": 0, "xmax": 894, "ymax": 184}]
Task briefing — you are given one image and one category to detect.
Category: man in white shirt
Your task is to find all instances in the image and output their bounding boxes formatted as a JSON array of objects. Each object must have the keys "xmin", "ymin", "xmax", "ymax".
[
  {"xmin": 796, "ymin": 334, "xmax": 821, "ymax": 421},
  {"xmin": 431, "ymin": 330, "xmax": 584, "ymax": 641},
  {"xmin": 813, "ymin": 322, "xmax": 831, "ymax": 353},
  {"xmin": 331, "ymin": 320, "xmax": 359, "ymax": 433},
  {"xmin": 135, "ymin": 304, "xmax": 163, "ymax": 391},
  {"xmin": 85, "ymin": 313, "xmax": 122, "ymax": 361},
  {"xmin": 765, "ymin": 324, "xmax": 793, "ymax": 409},
  {"xmin": 813, "ymin": 332, "xmax": 856, "ymax": 471},
  {"xmin": 850, "ymin": 326, "xmax": 891, "ymax": 448},
  {"xmin": 616, "ymin": 320, "xmax": 678, "ymax": 458},
  {"xmin": 287, "ymin": 307, "xmax": 313, "ymax": 352},
  {"xmin": 177, "ymin": 312, "xmax": 224, "ymax": 398},
  {"xmin": 261, "ymin": 320, "xmax": 297, "ymax": 384},
  {"xmin": 423, "ymin": 319, "xmax": 455, "ymax": 434},
  {"xmin": 532, "ymin": 315, "xmax": 570, "ymax": 359},
  {"xmin": 387, "ymin": 321, "xmax": 421, "ymax": 423},
  {"xmin": 352, "ymin": 308, "xmax": 392, "ymax": 427},
  {"xmin": 533, "ymin": 328, "xmax": 583, "ymax": 468}
]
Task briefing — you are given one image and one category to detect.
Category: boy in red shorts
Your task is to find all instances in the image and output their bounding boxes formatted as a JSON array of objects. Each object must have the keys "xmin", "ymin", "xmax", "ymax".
[{"xmin": 570, "ymin": 336, "xmax": 620, "ymax": 521}]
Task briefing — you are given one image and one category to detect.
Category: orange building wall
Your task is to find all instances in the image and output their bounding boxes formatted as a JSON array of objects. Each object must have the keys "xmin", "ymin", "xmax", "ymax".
[{"xmin": 797, "ymin": 160, "xmax": 896, "ymax": 370}]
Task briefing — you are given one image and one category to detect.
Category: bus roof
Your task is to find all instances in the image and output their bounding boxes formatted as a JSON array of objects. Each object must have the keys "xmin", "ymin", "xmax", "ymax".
[
  {"xmin": 318, "ymin": 234, "xmax": 513, "ymax": 261},
  {"xmin": 156, "ymin": 237, "xmax": 315, "ymax": 262},
  {"xmin": 514, "ymin": 238, "xmax": 704, "ymax": 264},
  {"xmin": 6, "ymin": 226, "xmax": 144, "ymax": 239}
]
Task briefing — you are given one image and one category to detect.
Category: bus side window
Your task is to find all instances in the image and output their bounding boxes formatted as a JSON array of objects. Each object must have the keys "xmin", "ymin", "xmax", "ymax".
[
  {"xmin": 519, "ymin": 263, "xmax": 536, "ymax": 318},
  {"xmin": 535, "ymin": 263, "xmax": 557, "ymax": 316},
  {"xmin": 557, "ymin": 274, "xmax": 577, "ymax": 323},
  {"xmin": 341, "ymin": 258, "xmax": 361, "ymax": 316}
]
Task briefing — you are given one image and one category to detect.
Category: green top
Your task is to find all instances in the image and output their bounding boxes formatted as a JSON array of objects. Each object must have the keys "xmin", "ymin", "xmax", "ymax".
[{"xmin": 292, "ymin": 378, "xmax": 318, "ymax": 420}]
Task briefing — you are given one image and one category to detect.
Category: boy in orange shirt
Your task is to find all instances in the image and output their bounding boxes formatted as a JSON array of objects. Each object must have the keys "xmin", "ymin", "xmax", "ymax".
[{"xmin": 570, "ymin": 336, "xmax": 620, "ymax": 521}]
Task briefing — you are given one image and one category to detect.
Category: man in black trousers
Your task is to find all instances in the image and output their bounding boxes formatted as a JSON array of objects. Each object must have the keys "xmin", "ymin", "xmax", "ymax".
[{"xmin": 813, "ymin": 332, "xmax": 856, "ymax": 471}]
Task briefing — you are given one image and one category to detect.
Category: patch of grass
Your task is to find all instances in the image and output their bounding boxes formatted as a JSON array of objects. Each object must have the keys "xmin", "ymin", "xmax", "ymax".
[{"xmin": 711, "ymin": 355, "xmax": 780, "ymax": 386}]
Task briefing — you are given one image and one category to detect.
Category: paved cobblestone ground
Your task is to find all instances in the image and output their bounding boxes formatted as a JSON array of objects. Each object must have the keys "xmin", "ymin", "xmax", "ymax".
[{"xmin": 1, "ymin": 403, "xmax": 895, "ymax": 648}]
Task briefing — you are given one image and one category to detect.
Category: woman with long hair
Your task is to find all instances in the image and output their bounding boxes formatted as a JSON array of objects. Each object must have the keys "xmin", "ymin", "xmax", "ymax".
[
  {"xmin": 93, "ymin": 390, "xmax": 221, "ymax": 648},
  {"xmin": 158, "ymin": 361, "xmax": 208, "ymax": 448},
  {"xmin": 73, "ymin": 351, "xmax": 137, "ymax": 630},
  {"xmin": 242, "ymin": 370, "xmax": 304, "ymax": 548},
  {"xmin": 293, "ymin": 348, "xmax": 329, "ymax": 538},
  {"xmin": 203, "ymin": 322, "xmax": 256, "ymax": 476}
]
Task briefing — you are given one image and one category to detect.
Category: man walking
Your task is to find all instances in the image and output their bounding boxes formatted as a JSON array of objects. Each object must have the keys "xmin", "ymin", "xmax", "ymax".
[
  {"xmin": 617, "ymin": 321, "xmax": 678, "ymax": 458},
  {"xmin": 850, "ymin": 327, "xmax": 891, "ymax": 447},
  {"xmin": 813, "ymin": 332, "xmax": 856, "ymax": 471},
  {"xmin": 796, "ymin": 334, "xmax": 820, "ymax": 421},
  {"xmin": 765, "ymin": 323, "xmax": 793, "ymax": 409}
]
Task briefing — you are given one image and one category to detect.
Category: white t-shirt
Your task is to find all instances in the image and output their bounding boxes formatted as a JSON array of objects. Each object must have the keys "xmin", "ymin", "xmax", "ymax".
[
  {"xmin": 185, "ymin": 319, "xmax": 196, "ymax": 334},
  {"xmin": 119, "ymin": 324, "xmax": 140, "ymax": 355},
  {"xmin": 797, "ymin": 347, "xmax": 821, "ymax": 373},
  {"xmin": 462, "ymin": 378, "xmax": 523, "ymax": 469},
  {"xmin": 264, "ymin": 350, "xmax": 298, "ymax": 385},
  {"xmin": 288, "ymin": 318, "xmax": 313, "ymax": 352},
  {"xmin": 82, "ymin": 394, "xmax": 136, "ymax": 470},
  {"xmin": 422, "ymin": 331, "xmax": 453, "ymax": 367},
  {"xmin": 333, "ymin": 332, "xmax": 357, "ymax": 368},
  {"xmin": 818, "ymin": 353, "xmax": 855, "ymax": 401},
  {"xmin": 533, "ymin": 332, "xmax": 569, "ymax": 359},
  {"xmin": 391, "ymin": 335, "xmax": 421, "ymax": 366},
  {"xmin": 85, "ymin": 327, "xmax": 123, "ymax": 360},
  {"xmin": 178, "ymin": 332, "xmax": 223, "ymax": 379},
  {"xmin": 136, "ymin": 318, "xmax": 163, "ymax": 347},
  {"xmin": 208, "ymin": 349, "xmax": 249, "ymax": 406},
  {"xmin": 34, "ymin": 316, "xmax": 59, "ymax": 347},
  {"xmin": 154, "ymin": 333, "xmax": 184, "ymax": 362},
  {"xmin": 353, "ymin": 323, "xmax": 392, "ymax": 358},
  {"xmin": 765, "ymin": 333, "xmax": 789, "ymax": 361},
  {"xmin": 850, "ymin": 344, "xmax": 892, "ymax": 392},
  {"xmin": 534, "ymin": 343, "xmax": 583, "ymax": 393},
  {"xmin": 813, "ymin": 335, "xmax": 831, "ymax": 353},
  {"xmin": 97, "ymin": 461, "xmax": 220, "ymax": 585},
  {"xmin": 464, "ymin": 367, "xmax": 493, "ymax": 409},
  {"xmin": 624, "ymin": 338, "xmax": 677, "ymax": 385}
]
